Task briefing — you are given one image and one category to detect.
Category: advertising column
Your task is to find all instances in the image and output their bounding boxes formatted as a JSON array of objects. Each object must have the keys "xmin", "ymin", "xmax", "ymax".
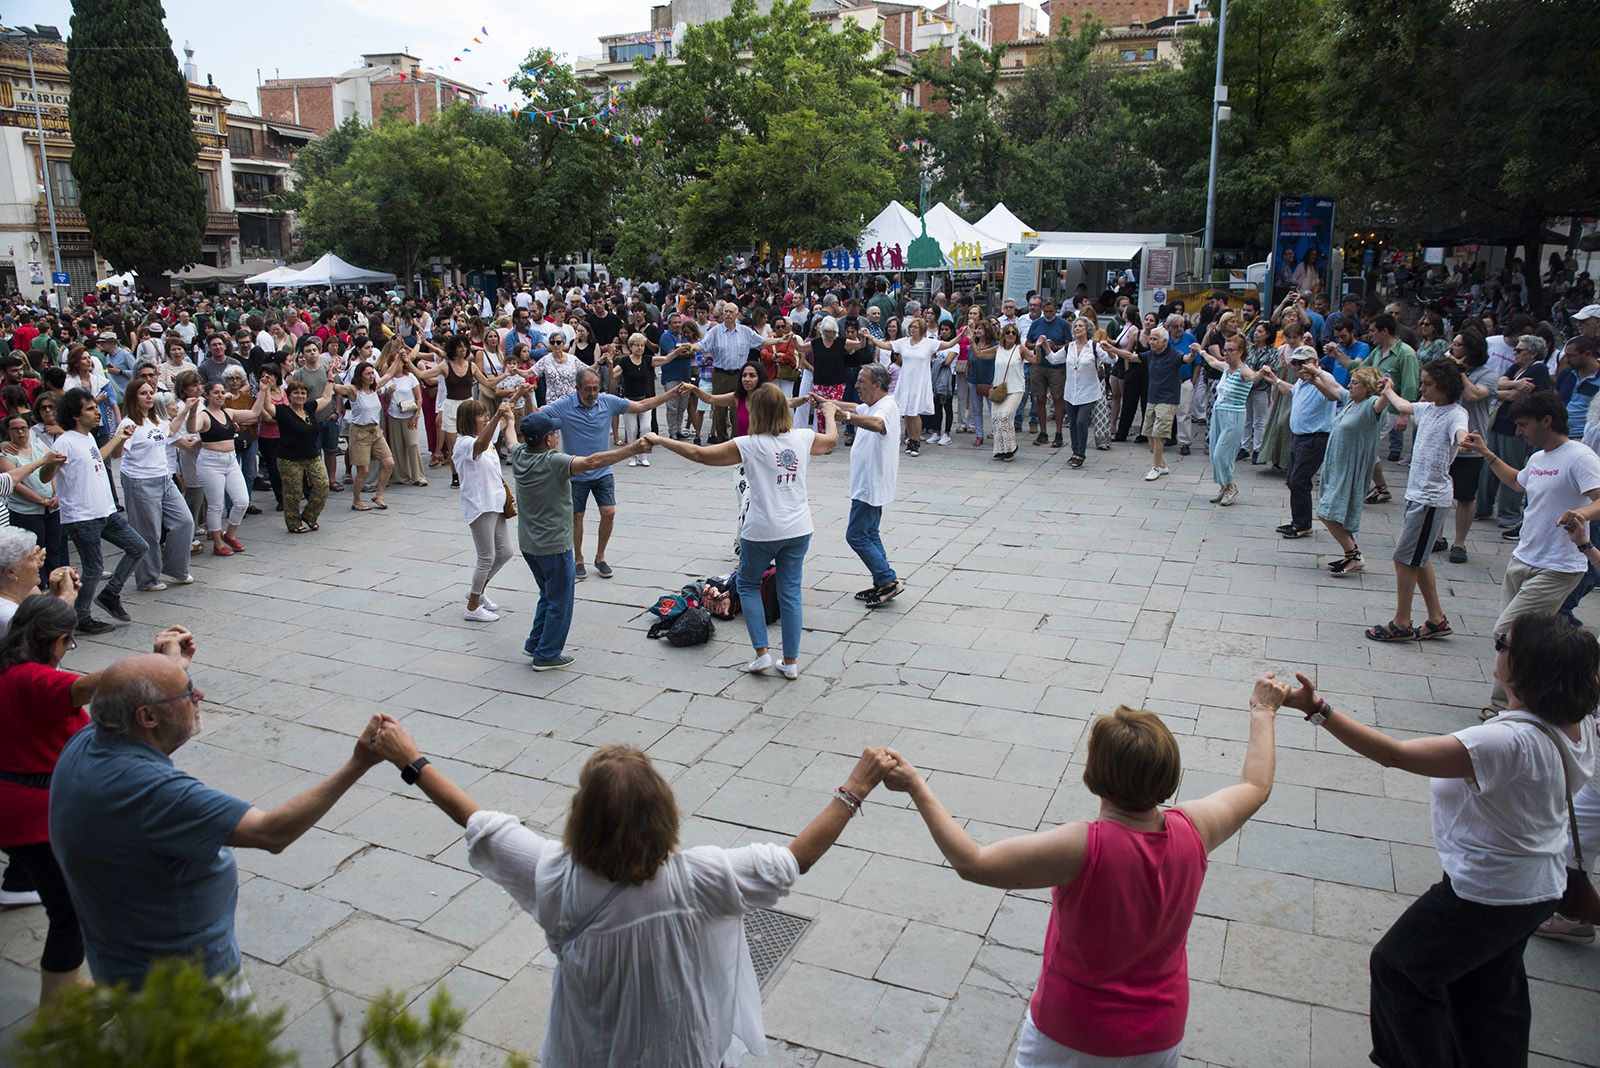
[{"xmin": 1269, "ymin": 195, "xmax": 1337, "ymax": 307}]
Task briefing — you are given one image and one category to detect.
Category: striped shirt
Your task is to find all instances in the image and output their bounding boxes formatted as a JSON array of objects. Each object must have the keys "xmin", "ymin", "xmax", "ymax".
[{"xmin": 1214, "ymin": 369, "xmax": 1252, "ymax": 411}]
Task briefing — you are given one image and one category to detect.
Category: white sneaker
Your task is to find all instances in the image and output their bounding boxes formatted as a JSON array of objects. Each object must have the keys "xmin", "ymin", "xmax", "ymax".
[
  {"xmin": 168, "ymin": 575, "xmax": 194, "ymax": 585},
  {"xmin": 479, "ymin": 594, "xmax": 499, "ymax": 612},
  {"xmin": 937, "ymin": 434, "xmax": 950, "ymax": 446},
  {"xmin": 463, "ymin": 605, "xmax": 499, "ymax": 622},
  {"xmin": 1155, "ymin": 466, "xmax": 1169, "ymax": 476},
  {"xmin": 1144, "ymin": 467, "xmax": 1162, "ymax": 481},
  {"xmin": 0, "ymin": 888, "xmax": 41, "ymax": 907},
  {"xmin": 777, "ymin": 661, "xmax": 799, "ymax": 680},
  {"xmin": 746, "ymin": 653, "xmax": 773, "ymax": 674},
  {"xmin": 627, "ymin": 457, "xmax": 639, "ymax": 467},
  {"xmin": 639, "ymin": 457, "xmax": 650, "ymax": 467}
]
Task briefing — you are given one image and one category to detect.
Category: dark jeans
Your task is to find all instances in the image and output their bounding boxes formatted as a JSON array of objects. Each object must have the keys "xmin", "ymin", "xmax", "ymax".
[
  {"xmin": 258, "ymin": 437, "xmax": 284, "ymax": 505},
  {"xmin": 10, "ymin": 508, "xmax": 66, "ymax": 583},
  {"xmin": 846, "ymin": 499, "xmax": 895, "ymax": 586},
  {"xmin": 522, "ymin": 550, "xmax": 575, "ymax": 660},
  {"xmin": 1561, "ymin": 519, "xmax": 1600, "ymax": 619},
  {"xmin": 1370, "ymin": 877, "xmax": 1555, "ymax": 1068},
  {"xmin": 1288, "ymin": 431, "xmax": 1329, "ymax": 531},
  {"xmin": 63, "ymin": 511, "xmax": 147, "ymax": 620},
  {"xmin": 1, "ymin": 842, "xmax": 82, "ymax": 972},
  {"xmin": 1117, "ymin": 362, "xmax": 1148, "ymax": 439},
  {"xmin": 1065, "ymin": 400, "xmax": 1094, "ymax": 456}
]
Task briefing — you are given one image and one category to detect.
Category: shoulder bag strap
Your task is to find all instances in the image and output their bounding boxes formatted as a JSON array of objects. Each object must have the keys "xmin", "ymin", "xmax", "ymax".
[
  {"xmin": 1523, "ymin": 718, "xmax": 1588, "ymax": 871},
  {"xmin": 555, "ymin": 880, "xmax": 626, "ymax": 956}
]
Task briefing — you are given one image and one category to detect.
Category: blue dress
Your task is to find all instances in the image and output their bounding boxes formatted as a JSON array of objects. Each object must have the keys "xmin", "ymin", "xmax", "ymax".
[{"xmin": 1316, "ymin": 391, "xmax": 1382, "ymax": 533}]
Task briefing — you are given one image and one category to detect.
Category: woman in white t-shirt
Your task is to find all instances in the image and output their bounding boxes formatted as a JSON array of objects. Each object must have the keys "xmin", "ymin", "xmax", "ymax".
[
  {"xmin": 109, "ymin": 380, "xmax": 194, "ymax": 591},
  {"xmin": 452, "ymin": 399, "xmax": 516, "ymax": 624},
  {"xmin": 646, "ymin": 385, "xmax": 838, "ymax": 678},
  {"xmin": 1282, "ymin": 612, "xmax": 1597, "ymax": 1067},
  {"xmin": 382, "ymin": 344, "xmax": 426, "ymax": 488}
]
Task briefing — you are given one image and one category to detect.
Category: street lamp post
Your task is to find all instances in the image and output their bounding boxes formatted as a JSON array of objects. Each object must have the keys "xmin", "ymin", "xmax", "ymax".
[{"xmin": 1201, "ymin": 0, "xmax": 1229, "ymax": 284}]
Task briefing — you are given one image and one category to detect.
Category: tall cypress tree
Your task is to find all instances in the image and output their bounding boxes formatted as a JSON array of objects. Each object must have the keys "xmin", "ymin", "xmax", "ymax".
[{"xmin": 68, "ymin": 0, "xmax": 205, "ymax": 281}]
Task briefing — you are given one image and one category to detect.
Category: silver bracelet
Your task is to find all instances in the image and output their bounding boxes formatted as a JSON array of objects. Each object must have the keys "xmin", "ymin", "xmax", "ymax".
[{"xmin": 833, "ymin": 786, "xmax": 864, "ymax": 818}]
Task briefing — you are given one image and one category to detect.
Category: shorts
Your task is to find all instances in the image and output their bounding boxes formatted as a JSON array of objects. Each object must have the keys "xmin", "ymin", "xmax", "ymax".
[
  {"xmin": 347, "ymin": 423, "xmax": 392, "ymax": 466},
  {"xmin": 1393, "ymin": 499, "xmax": 1449, "ymax": 567},
  {"xmin": 1033, "ymin": 364, "xmax": 1067, "ymax": 394},
  {"xmin": 1449, "ymin": 455, "xmax": 1483, "ymax": 502},
  {"xmin": 572, "ymin": 473, "xmax": 616, "ymax": 514},
  {"xmin": 1143, "ymin": 403, "xmax": 1178, "ymax": 438},
  {"xmin": 440, "ymin": 398, "xmax": 463, "ymax": 435},
  {"xmin": 316, "ymin": 419, "xmax": 341, "ymax": 454}
]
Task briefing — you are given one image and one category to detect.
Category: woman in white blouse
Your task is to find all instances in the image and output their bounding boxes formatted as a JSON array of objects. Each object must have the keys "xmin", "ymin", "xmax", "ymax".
[
  {"xmin": 368, "ymin": 716, "xmax": 895, "ymax": 1068},
  {"xmin": 1060, "ymin": 315, "xmax": 1108, "ymax": 469},
  {"xmin": 988, "ymin": 322, "xmax": 1029, "ymax": 461},
  {"xmin": 382, "ymin": 343, "xmax": 426, "ymax": 488},
  {"xmin": 862, "ymin": 317, "xmax": 955, "ymax": 457},
  {"xmin": 452, "ymin": 398, "xmax": 516, "ymax": 623},
  {"xmin": 109, "ymin": 380, "xmax": 194, "ymax": 591}
]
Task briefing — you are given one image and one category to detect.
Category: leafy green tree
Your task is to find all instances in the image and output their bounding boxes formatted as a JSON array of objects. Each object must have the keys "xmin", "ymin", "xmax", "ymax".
[
  {"xmin": 1320, "ymin": 0, "xmax": 1596, "ymax": 312},
  {"xmin": 630, "ymin": 0, "xmax": 899, "ymax": 264},
  {"xmin": 282, "ymin": 116, "xmax": 369, "ymax": 211},
  {"xmin": 908, "ymin": 42, "xmax": 1007, "ymax": 213},
  {"xmin": 296, "ymin": 109, "xmax": 512, "ymax": 286},
  {"xmin": 68, "ymin": 0, "xmax": 206, "ymax": 279}
]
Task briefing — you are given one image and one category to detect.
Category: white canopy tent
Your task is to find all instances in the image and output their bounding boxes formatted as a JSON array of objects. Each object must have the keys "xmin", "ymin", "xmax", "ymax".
[
  {"xmin": 925, "ymin": 203, "xmax": 1006, "ymax": 258},
  {"xmin": 244, "ymin": 265, "xmax": 303, "ymax": 286},
  {"xmin": 279, "ymin": 252, "xmax": 396, "ymax": 288},
  {"xmin": 856, "ymin": 201, "xmax": 938, "ymax": 262},
  {"xmin": 974, "ymin": 202, "xmax": 1034, "ymax": 244}
]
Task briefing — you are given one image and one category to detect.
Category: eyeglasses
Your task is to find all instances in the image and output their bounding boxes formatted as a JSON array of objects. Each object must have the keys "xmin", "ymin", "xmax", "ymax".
[
  {"xmin": 1494, "ymin": 633, "xmax": 1509, "ymax": 653},
  {"xmin": 147, "ymin": 677, "xmax": 200, "ymax": 708}
]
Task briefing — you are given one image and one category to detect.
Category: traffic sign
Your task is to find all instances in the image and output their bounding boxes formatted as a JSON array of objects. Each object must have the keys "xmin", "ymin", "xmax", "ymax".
[{"xmin": 51, "ymin": 271, "xmax": 69, "ymax": 285}]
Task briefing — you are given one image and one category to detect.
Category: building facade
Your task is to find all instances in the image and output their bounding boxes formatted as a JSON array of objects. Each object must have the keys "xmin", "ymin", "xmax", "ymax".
[
  {"xmin": 225, "ymin": 105, "xmax": 315, "ymax": 262},
  {"xmin": 258, "ymin": 53, "xmax": 484, "ymax": 137},
  {"xmin": 0, "ymin": 26, "xmax": 251, "ymax": 300}
]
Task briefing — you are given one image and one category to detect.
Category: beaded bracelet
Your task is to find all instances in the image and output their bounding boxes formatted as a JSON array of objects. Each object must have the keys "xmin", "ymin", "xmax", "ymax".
[{"xmin": 834, "ymin": 786, "xmax": 865, "ymax": 817}]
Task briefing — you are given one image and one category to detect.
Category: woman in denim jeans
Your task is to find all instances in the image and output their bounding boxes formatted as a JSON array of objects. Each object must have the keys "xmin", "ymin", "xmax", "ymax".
[{"xmin": 646, "ymin": 385, "xmax": 838, "ymax": 678}]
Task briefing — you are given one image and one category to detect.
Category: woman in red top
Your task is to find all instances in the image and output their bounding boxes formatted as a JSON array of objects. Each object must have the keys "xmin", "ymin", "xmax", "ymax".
[
  {"xmin": 885, "ymin": 675, "xmax": 1286, "ymax": 1066},
  {"xmin": 0, "ymin": 595, "xmax": 99, "ymax": 1008}
]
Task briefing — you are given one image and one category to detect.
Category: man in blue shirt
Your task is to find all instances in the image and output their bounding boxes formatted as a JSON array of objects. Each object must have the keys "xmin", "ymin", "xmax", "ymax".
[
  {"xmin": 655, "ymin": 315, "xmax": 693, "ymax": 439},
  {"xmin": 50, "ymin": 626, "xmax": 388, "ymax": 991},
  {"xmin": 1318, "ymin": 314, "xmax": 1369, "ymax": 387},
  {"xmin": 1560, "ymin": 336, "xmax": 1600, "ymax": 440},
  {"xmin": 699, "ymin": 304, "xmax": 779, "ymax": 443},
  {"xmin": 1274, "ymin": 347, "xmax": 1339, "ymax": 536},
  {"xmin": 537, "ymin": 369, "xmax": 687, "ymax": 580},
  {"xmin": 502, "ymin": 306, "xmax": 544, "ymax": 360}
]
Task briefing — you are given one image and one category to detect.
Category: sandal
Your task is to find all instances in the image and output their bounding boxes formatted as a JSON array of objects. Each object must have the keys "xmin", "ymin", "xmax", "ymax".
[
  {"xmin": 288, "ymin": 524, "xmax": 311, "ymax": 534},
  {"xmin": 1365, "ymin": 621, "xmax": 1419, "ymax": 642},
  {"xmin": 1417, "ymin": 618, "xmax": 1453, "ymax": 640},
  {"xmin": 371, "ymin": 499, "xmax": 388, "ymax": 510},
  {"xmin": 1067, "ymin": 455, "xmax": 1084, "ymax": 468},
  {"xmin": 307, "ymin": 522, "xmax": 320, "ymax": 531},
  {"xmin": 1364, "ymin": 485, "xmax": 1392, "ymax": 504},
  {"xmin": 351, "ymin": 502, "xmax": 371, "ymax": 511},
  {"xmin": 1280, "ymin": 527, "xmax": 1313, "ymax": 539},
  {"xmin": 414, "ymin": 479, "xmax": 429, "ymax": 487}
]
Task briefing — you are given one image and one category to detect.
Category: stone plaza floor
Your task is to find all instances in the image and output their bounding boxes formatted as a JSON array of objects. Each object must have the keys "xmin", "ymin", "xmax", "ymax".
[{"xmin": 2, "ymin": 420, "xmax": 1597, "ymax": 1067}]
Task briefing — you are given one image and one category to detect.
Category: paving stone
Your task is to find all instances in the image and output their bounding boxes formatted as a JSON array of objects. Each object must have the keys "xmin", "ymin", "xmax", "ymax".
[
  {"xmin": 1219, "ymin": 922, "xmax": 1371, "ymax": 1014},
  {"xmin": 235, "ymin": 877, "xmax": 353, "ymax": 965},
  {"xmin": 1236, "ymin": 822, "xmax": 1395, "ymax": 891},
  {"xmin": 873, "ymin": 921, "xmax": 982, "ymax": 998},
  {"xmin": 792, "ymin": 900, "xmax": 906, "ymax": 980},
  {"xmin": 842, "ymin": 854, "xmax": 1004, "ymax": 936},
  {"xmin": 315, "ymin": 847, "xmax": 477, "ymax": 925},
  {"xmin": 286, "ymin": 914, "xmax": 464, "ymax": 999},
  {"xmin": 763, "ymin": 962, "xmax": 947, "ymax": 1068}
]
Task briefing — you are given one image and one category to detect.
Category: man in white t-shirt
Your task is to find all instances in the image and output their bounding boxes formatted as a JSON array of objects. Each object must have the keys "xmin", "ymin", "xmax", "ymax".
[
  {"xmin": 45, "ymin": 388, "xmax": 147, "ymax": 634},
  {"xmin": 840, "ymin": 363, "xmax": 902, "ymax": 608},
  {"xmin": 1464, "ymin": 389, "xmax": 1600, "ymax": 715},
  {"xmin": 1369, "ymin": 361, "xmax": 1470, "ymax": 644}
]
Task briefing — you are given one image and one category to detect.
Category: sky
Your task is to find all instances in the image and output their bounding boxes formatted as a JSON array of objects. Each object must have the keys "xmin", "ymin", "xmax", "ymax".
[{"xmin": 8, "ymin": 0, "xmax": 660, "ymax": 109}]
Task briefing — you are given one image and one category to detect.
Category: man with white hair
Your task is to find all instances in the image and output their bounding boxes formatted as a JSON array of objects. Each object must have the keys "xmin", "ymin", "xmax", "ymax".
[
  {"xmin": 700, "ymin": 304, "xmax": 780, "ymax": 443},
  {"xmin": 839, "ymin": 362, "xmax": 903, "ymax": 607},
  {"xmin": 49, "ymin": 626, "xmax": 389, "ymax": 991},
  {"xmin": 1115, "ymin": 326, "xmax": 1188, "ymax": 480}
]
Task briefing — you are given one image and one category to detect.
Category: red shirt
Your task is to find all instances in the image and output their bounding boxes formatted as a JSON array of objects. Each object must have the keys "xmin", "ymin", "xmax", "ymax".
[
  {"xmin": 0, "ymin": 661, "xmax": 87, "ymax": 846},
  {"xmin": 1029, "ymin": 808, "xmax": 1207, "ymax": 1057}
]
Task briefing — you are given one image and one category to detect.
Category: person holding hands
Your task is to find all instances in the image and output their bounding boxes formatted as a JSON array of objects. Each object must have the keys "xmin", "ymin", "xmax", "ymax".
[{"xmin": 367, "ymin": 709, "xmax": 895, "ymax": 1068}]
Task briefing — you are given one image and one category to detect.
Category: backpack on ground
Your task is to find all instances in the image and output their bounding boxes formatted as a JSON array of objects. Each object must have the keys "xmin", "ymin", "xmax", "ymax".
[{"xmin": 647, "ymin": 606, "xmax": 715, "ymax": 646}]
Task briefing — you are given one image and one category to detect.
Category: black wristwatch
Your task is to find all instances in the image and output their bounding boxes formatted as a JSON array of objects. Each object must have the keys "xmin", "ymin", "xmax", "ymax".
[{"xmin": 400, "ymin": 756, "xmax": 431, "ymax": 786}]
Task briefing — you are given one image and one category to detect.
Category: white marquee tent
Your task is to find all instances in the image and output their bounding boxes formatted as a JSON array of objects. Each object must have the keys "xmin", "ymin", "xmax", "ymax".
[
  {"xmin": 278, "ymin": 252, "xmax": 396, "ymax": 288},
  {"xmin": 243, "ymin": 265, "xmax": 303, "ymax": 286},
  {"xmin": 975, "ymin": 202, "xmax": 1034, "ymax": 244},
  {"xmin": 925, "ymin": 202, "xmax": 1006, "ymax": 257}
]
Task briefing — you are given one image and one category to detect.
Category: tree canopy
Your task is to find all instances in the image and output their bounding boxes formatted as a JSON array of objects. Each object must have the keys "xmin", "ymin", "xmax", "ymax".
[{"xmin": 68, "ymin": 0, "xmax": 206, "ymax": 279}]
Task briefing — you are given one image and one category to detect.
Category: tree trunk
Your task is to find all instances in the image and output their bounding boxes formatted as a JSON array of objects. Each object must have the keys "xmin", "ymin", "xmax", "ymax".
[{"xmin": 1520, "ymin": 229, "xmax": 1547, "ymax": 319}]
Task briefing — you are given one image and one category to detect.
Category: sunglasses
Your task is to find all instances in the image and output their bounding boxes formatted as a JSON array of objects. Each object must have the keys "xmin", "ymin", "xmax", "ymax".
[{"xmin": 1494, "ymin": 633, "xmax": 1508, "ymax": 653}]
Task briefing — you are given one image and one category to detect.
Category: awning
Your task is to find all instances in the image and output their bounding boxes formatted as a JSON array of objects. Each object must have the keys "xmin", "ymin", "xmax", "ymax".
[
  {"xmin": 267, "ymin": 123, "xmax": 313, "ymax": 140},
  {"xmin": 1027, "ymin": 241, "xmax": 1145, "ymax": 261}
]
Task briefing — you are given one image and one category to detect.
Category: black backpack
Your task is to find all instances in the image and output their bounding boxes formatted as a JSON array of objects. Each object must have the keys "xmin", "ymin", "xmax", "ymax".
[{"xmin": 648, "ymin": 606, "xmax": 715, "ymax": 647}]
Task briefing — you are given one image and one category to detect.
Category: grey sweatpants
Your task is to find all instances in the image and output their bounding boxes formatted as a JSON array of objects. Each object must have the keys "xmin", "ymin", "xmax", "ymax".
[{"xmin": 121, "ymin": 473, "xmax": 194, "ymax": 587}]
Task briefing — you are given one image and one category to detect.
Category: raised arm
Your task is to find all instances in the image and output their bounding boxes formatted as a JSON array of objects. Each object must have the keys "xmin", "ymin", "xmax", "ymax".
[
  {"xmin": 570, "ymin": 437, "xmax": 651, "ymax": 475},
  {"xmin": 227, "ymin": 715, "xmax": 390, "ymax": 852},
  {"xmin": 1281, "ymin": 673, "xmax": 1473, "ymax": 779},
  {"xmin": 1175, "ymin": 673, "xmax": 1283, "ymax": 852},
  {"xmin": 1192, "ymin": 343, "xmax": 1227, "ymax": 373},
  {"xmin": 473, "ymin": 401, "xmax": 508, "ymax": 459},
  {"xmin": 642, "ymin": 432, "xmax": 741, "ymax": 467},
  {"xmin": 788, "ymin": 749, "xmax": 895, "ymax": 874},
  {"xmin": 626, "ymin": 382, "xmax": 687, "ymax": 415}
]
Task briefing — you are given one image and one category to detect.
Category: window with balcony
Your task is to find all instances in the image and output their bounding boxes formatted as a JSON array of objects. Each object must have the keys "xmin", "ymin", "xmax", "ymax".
[
  {"xmin": 228, "ymin": 128, "xmax": 255, "ymax": 157},
  {"xmin": 46, "ymin": 160, "xmax": 78, "ymax": 207},
  {"xmin": 1119, "ymin": 47, "xmax": 1158, "ymax": 62},
  {"xmin": 233, "ymin": 172, "xmax": 280, "ymax": 207},
  {"xmin": 607, "ymin": 41, "xmax": 666, "ymax": 64}
]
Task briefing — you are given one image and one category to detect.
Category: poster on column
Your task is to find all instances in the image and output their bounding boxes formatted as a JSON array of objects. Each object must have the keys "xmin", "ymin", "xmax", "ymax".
[
  {"xmin": 1269, "ymin": 195, "xmax": 1336, "ymax": 307},
  {"xmin": 1003, "ymin": 243, "xmax": 1039, "ymax": 306}
]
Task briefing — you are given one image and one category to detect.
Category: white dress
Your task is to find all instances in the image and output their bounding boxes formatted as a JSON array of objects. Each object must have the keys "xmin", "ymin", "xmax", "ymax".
[
  {"xmin": 891, "ymin": 337, "xmax": 940, "ymax": 417},
  {"xmin": 465, "ymin": 811, "xmax": 799, "ymax": 1067}
]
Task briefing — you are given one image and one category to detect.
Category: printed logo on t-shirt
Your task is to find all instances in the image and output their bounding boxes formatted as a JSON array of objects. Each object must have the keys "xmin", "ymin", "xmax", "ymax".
[
  {"xmin": 774, "ymin": 447, "xmax": 799, "ymax": 484},
  {"xmin": 1528, "ymin": 466, "xmax": 1560, "ymax": 478}
]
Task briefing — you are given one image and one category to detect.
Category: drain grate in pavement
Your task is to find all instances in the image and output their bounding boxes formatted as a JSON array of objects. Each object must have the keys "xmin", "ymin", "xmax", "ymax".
[{"xmin": 744, "ymin": 907, "xmax": 812, "ymax": 990}]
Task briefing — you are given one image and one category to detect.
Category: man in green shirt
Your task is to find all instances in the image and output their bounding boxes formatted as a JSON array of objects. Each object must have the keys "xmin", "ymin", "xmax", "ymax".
[
  {"xmin": 1366, "ymin": 312, "xmax": 1419, "ymax": 494},
  {"xmin": 510, "ymin": 410, "xmax": 646, "ymax": 670}
]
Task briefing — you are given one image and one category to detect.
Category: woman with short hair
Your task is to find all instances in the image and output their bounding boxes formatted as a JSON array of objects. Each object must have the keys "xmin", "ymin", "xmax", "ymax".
[
  {"xmin": 365, "ymin": 718, "xmax": 895, "ymax": 1068},
  {"xmin": 261, "ymin": 374, "xmax": 333, "ymax": 534},
  {"xmin": 646, "ymin": 384, "xmax": 838, "ymax": 678},
  {"xmin": 1285, "ymin": 613, "xmax": 1597, "ymax": 1067},
  {"xmin": 885, "ymin": 676, "xmax": 1285, "ymax": 1066}
]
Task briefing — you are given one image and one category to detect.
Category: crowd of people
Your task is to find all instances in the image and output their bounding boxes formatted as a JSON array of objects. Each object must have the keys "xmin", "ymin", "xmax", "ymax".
[{"xmin": 0, "ymin": 269, "xmax": 1597, "ymax": 1067}]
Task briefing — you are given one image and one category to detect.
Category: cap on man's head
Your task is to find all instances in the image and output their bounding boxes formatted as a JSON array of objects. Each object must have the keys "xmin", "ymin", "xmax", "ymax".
[
  {"xmin": 95, "ymin": 330, "xmax": 117, "ymax": 342},
  {"xmin": 519, "ymin": 411, "xmax": 558, "ymax": 442},
  {"xmin": 146, "ymin": 321, "xmax": 164, "ymax": 334},
  {"xmin": 1288, "ymin": 346, "xmax": 1318, "ymax": 363},
  {"xmin": 1574, "ymin": 304, "xmax": 1600, "ymax": 322}
]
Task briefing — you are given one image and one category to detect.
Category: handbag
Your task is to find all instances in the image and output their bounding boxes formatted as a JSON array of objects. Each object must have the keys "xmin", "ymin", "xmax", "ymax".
[
  {"xmin": 1527, "ymin": 718, "xmax": 1600, "ymax": 924},
  {"xmin": 501, "ymin": 478, "xmax": 517, "ymax": 520},
  {"xmin": 988, "ymin": 348, "xmax": 1015, "ymax": 405}
]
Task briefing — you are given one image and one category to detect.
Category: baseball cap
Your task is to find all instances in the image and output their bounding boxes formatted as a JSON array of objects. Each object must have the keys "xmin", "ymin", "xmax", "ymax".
[
  {"xmin": 146, "ymin": 321, "xmax": 164, "ymax": 334},
  {"xmin": 1288, "ymin": 346, "xmax": 1318, "ymax": 363},
  {"xmin": 519, "ymin": 411, "xmax": 558, "ymax": 442},
  {"xmin": 1574, "ymin": 304, "xmax": 1600, "ymax": 322},
  {"xmin": 95, "ymin": 330, "xmax": 116, "ymax": 342}
]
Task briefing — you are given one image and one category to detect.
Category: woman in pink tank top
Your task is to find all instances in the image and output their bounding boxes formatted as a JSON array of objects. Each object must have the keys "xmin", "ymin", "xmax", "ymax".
[{"xmin": 885, "ymin": 674, "xmax": 1288, "ymax": 1067}]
